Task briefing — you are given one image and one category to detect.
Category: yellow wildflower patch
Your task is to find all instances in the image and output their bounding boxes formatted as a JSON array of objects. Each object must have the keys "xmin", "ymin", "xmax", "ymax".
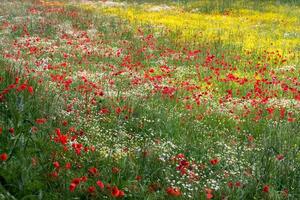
[{"xmin": 78, "ymin": 2, "xmax": 300, "ymax": 61}]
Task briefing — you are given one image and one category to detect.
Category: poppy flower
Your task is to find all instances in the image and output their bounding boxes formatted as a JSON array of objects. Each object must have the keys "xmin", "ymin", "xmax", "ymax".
[
  {"xmin": 135, "ymin": 175, "xmax": 142, "ymax": 181},
  {"xmin": 81, "ymin": 176, "xmax": 88, "ymax": 182},
  {"xmin": 17, "ymin": 84, "xmax": 27, "ymax": 92},
  {"xmin": 62, "ymin": 120, "xmax": 68, "ymax": 126},
  {"xmin": 50, "ymin": 171, "xmax": 58, "ymax": 178},
  {"xmin": 69, "ymin": 183, "xmax": 76, "ymax": 192},
  {"xmin": 96, "ymin": 180, "xmax": 104, "ymax": 189},
  {"xmin": 53, "ymin": 161, "xmax": 60, "ymax": 169},
  {"xmin": 111, "ymin": 186, "xmax": 120, "ymax": 197},
  {"xmin": 27, "ymin": 86, "xmax": 34, "ymax": 94},
  {"xmin": 88, "ymin": 186, "xmax": 96, "ymax": 193},
  {"xmin": 235, "ymin": 181, "xmax": 242, "ymax": 188},
  {"xmin": 100, "ymin": 108, "xmax": 110, "ymax": 114},
  {"xmin": 0, "ymin": 153, "xmax": 8, "ymax": 161},
  {"xmin": 276, "ymin": 154, "xmax": 284, "ymax": 161},
  {"xmin": 206, "ymin": 193, "xmax": 213, "ymax": 199},
  {"xmin": 9, "ymin": 128, "xmax": 14, "ymax": 134},
  {"xmin": 176, "ymin": 153, "xmax": 185, "ymax": 159},
  {"xmin": 88, "ymin": 167, "xmax": 98, "ymax": 175},
  {"xmin": 247, "ymin": 135, "xmax": 254, "ymax": 142},
  {"xmin": 115, "ymin": 107, "xmax": 122, "ymax": 114},
  {"xmin": 71, "ymin": 178, "xmax": 81, "ymax": 185},
  {"xmin": 263, "ymin": 185, "xmax": 270, "ymax": 193},
  {"xmin": 35, "ymin": 118, "xmax": 47, "ymax": 124},
  {"xmin": 118, "ymin": 190, "xmax": 125, "ymax": 198},
  {"xmin": 166, "ymin": 186, "xmax": 181, "ymax": 197},
  {"xmin": 205, "ymin": 188, "xmax": 213, "ymax": 199},
  {"xmin": 65, "ymin": 162, "xmax": 71, "ymax": 169},
  {"xmin": 210, "ymin": 158, "xmax": 219, "ymax": 165}
]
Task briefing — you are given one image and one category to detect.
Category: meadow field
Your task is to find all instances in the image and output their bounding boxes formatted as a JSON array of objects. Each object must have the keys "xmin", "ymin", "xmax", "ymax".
[{"xmin": 0, "ymin": 0, "xmax": 299, "ymax": 199}]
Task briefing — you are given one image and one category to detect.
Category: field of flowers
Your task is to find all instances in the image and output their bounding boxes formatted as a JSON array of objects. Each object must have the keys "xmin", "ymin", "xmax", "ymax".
[{"xmin": 0, "ymin": 0, "xmax": 299, "ymax": 199}]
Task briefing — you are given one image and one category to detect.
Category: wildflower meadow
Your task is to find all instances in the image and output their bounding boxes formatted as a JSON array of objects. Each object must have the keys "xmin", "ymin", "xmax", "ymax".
[{"xmin": 0, "ymin": 0, "xmax": 299, "ymax": 199}]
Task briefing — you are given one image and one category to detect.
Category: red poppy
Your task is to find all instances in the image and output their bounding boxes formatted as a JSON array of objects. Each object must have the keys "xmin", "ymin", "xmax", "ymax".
[
  {"xmin": 88, "ymin": 186, "xmax": 96, "ymax": 193},
  {"xmin": 35, "ymin": 118, "xmax": 47, "ymax": 124},
  {"xmin": 263, "ymin": 185, "xmax": 270, "ymax": 193},
  {"xmin": 166, "ymin": 186, "xmax": 181, "ymax": 197},
  {"xmin": 27, "ymin": 86, "xmax": 34, "ymax": 94},
  {"xmin": 71, "ymin": 178, "xmax": 81, "ymax": 185},
  {"xmin": 65, "ymin": 162, "xmax": 71, "ymax": 169},
  {"xmin": 111, "ymin": 186, "xmax": 120, "ymax": 197},
  {"xmin": 50, "ymin": 171, "xmax": 58, "ymax": 178},
  {"xmin": 247, "ymin": 135, "xmax": 254, "ymax": 142},
  {"xmin": 0, "ymin": 153, "xmax": 8, "ymax": 161},
  {"xmin": 118, "ymin": 190, "xmax": 125, "ymax": 198},
  {"xmin": 276, "ymin": 154, "xmax": 284, "ymax": 161},
  {"xmin": 206, "ymin": 193, "xmax": 213, "ymax": 199},
  {"xmin": 53, "ymin": 161, "xmax": 60, "ymax": 169},
  {"xmin": 176, "ymin": 153, "xmax": 185, "ymax": 159},
  {"xmin": 96, "ymin": 180, "xmax": 104, "ymax": 189},
  {"xmin": 115, "ymin": 107, "xmax": 122, "ymax": 114},
  {"xmin": 62, "ymin": 120, "xmax": 68, "ymax": 126},
  {"xmin": 235, "ymin": 181, "xmax": 242, "ymax": 188},
  {"xmin": 210, "ymin": 158, "xmax": 219, "ymax": 165},
  {"xmin": 88, "ymin": 167, "xmax": 98, "ymax": 175},
  {"xmin": 69, "ymin": 183, "xmax": 76, "ymax": 192},
  {"xmin": 81, "ymin": 176, "xmax": 88, "ymax": 182},
  {"xmin": 9, "ymin": 128, "xmax": 14, "ymax": 134},
  {"xmin": 17, "ymin": 84, "xmax": 27, "ymax": 92},
  {"xmin": 205, "ymin": 188, "xmax": 213, "ymax": 199},
  {"xmin": 135, "ymin": 175, "xmax": 142, "ymax": 181},
  {"xmin": 100, "ymin": 108, "xmax": 110, "ymax": 114}
]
